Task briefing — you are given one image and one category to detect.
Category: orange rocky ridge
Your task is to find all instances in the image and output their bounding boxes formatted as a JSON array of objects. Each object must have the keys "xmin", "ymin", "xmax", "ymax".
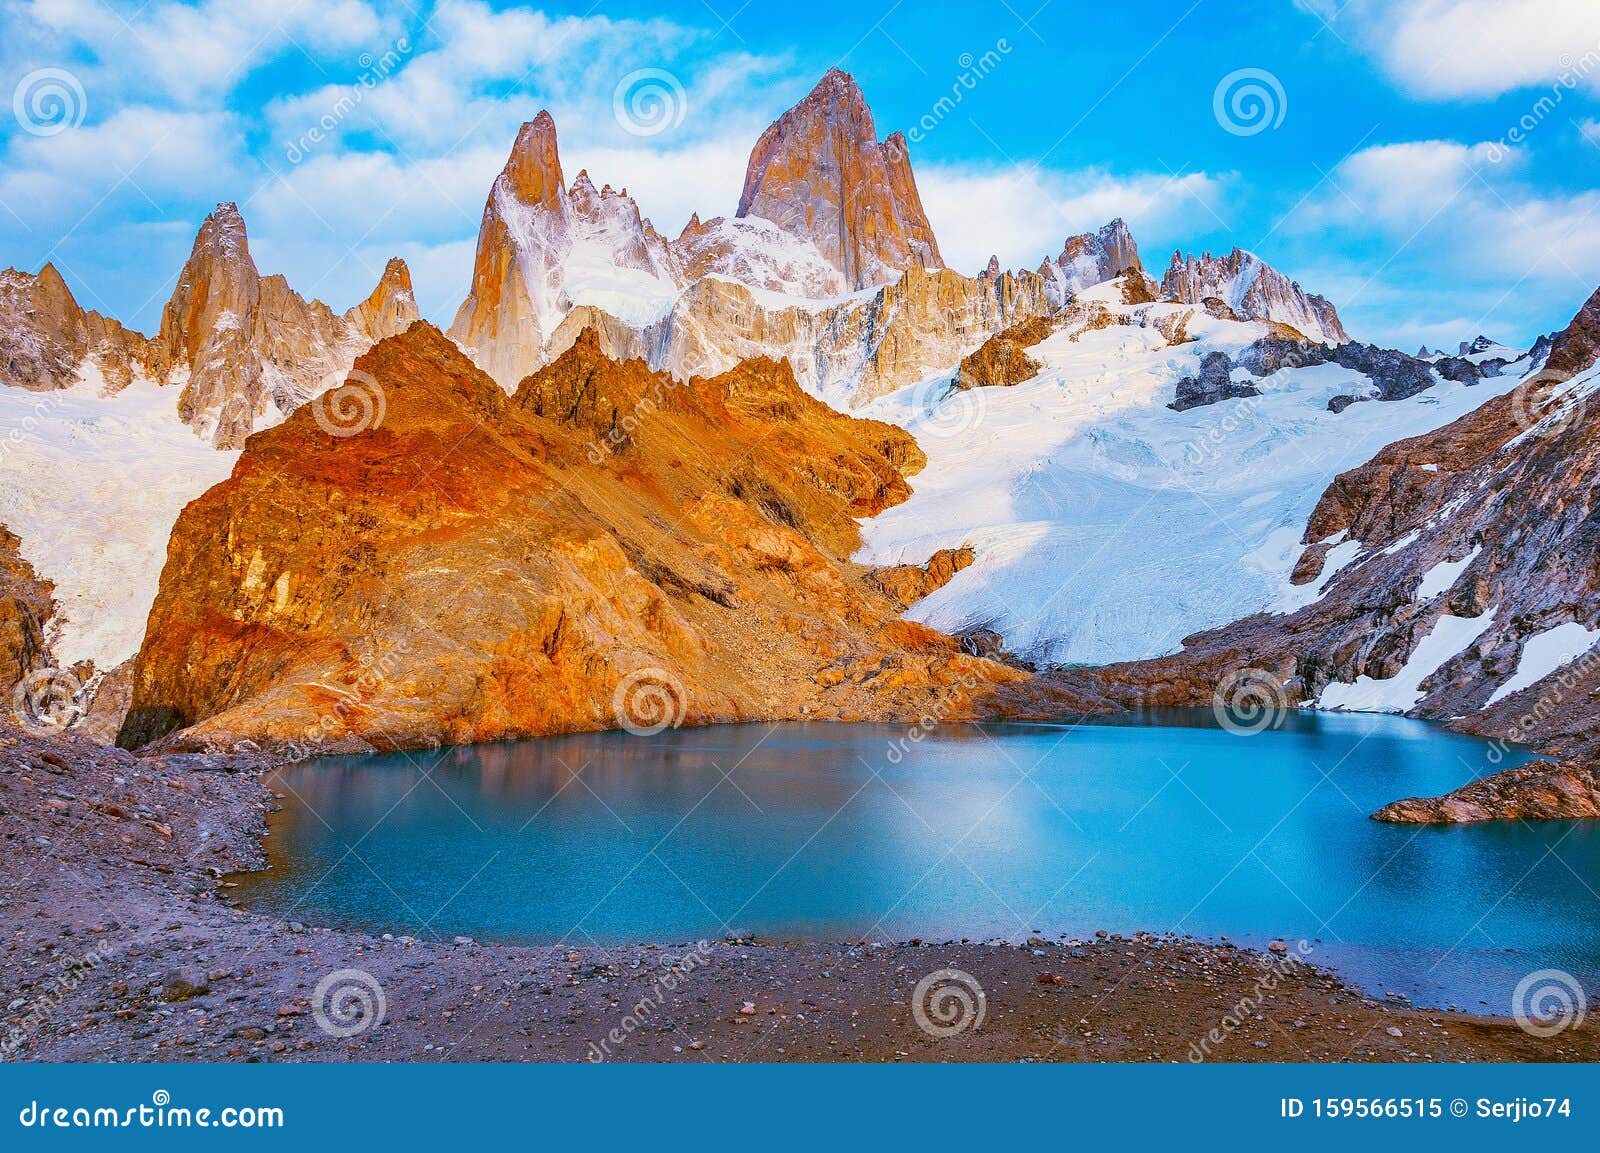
[{"xmin": 117, "ymin": 323, "xmax": 1024, "ymax": 753}]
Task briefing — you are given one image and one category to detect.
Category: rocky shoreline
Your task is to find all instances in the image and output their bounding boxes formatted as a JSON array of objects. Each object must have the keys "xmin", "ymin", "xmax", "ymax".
[{"xmin": 3, "ymin": 720, "xmax": 1595, "ymax": 1064}]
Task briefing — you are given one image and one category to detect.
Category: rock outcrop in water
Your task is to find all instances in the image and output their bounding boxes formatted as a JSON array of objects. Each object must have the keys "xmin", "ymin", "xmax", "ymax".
[
  {"xmin": 1374, "ymin": 761, "xmax": 1600, "ymax": 824},
  {"xmin": 117, "ymin": 324, "xmax": 1023, "ymax": 752}
]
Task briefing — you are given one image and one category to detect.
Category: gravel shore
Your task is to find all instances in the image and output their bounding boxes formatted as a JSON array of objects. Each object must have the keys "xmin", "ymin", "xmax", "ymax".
[{"xmin": 3, "ymin": 721, "xmax": 1595, "ymax": 1064}]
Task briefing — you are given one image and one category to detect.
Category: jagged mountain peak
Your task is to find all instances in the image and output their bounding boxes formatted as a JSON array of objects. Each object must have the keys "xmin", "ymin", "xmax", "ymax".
[
  {"xmin": 32, "ymin": 261, "xmax": 72, "ymax": 295},
  {"xmin": 736, "ymin": 69, "xmax": 942, "ymax": 290},
  {"xmin": 501, "ymin": 112, "xmax": 565, "ymax": 210},
  {"xmin": 346, "ymin": 256, "xmax": 419, "ymax": 344},
  {"xmin": 1035, "ymin": 218, "xmax": 1143, "ymax": 303},
  {"xmin": 1161, "ymin": 246, "xmax": 1348, "ymax": 345},
  {"xmin": 145, "ymin": 202, "xmax": 423, "ymax": 446}
]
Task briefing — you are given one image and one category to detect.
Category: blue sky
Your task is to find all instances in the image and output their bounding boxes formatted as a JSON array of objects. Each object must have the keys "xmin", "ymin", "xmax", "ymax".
[{"xmin": 2, "ymin": 0, "xmax": 1598, "ymax": 350}]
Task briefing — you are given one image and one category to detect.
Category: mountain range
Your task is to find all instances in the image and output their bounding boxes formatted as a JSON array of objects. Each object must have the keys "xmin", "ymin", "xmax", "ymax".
[{"xmin": 3, "ymin": 68, "xmax": 1596, "ymax": 821}]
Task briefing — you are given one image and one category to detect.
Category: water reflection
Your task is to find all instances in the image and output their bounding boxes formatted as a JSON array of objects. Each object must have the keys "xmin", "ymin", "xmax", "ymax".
[{"xmin": 238, "ymin": 716, "xmax": 1600, "ymax": 1009}]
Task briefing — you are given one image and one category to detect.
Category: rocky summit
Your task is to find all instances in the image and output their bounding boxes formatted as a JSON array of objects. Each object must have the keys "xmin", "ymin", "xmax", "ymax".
[
  {"xmin": 1161, "ymin": 247, "xmax": 1348, "ymax": 345},
  {"xmin": 736, "ymin": 68, "xmax": 943, "ymax": 290},
  {"xmin": 116, "ymin": 323, "xmax": 1022, "ymax": 753},
  {"xmin": 0, "ymin": 204, "xmax": 418, "ymax": 448}
]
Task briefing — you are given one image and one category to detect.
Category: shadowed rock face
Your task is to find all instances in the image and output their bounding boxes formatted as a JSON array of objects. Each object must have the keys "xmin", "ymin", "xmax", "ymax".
[
  {"xmin": 980, "ymin": 282, "xmax": 1600, "ymax": 822},
  {"xmin": 1169, "ymin": 350, "xmax": 1259, "ymax": 412},
  {"xmin": 736, "ymin": 69, "xmax": 943, "ymax": 290},
  {"xmin": 118, "ymin": 323, "xmax": 1023, "ymax": 753},
  {"xmin": 0, "ymin": 524, "xmax": 54, "ymax": 690}
]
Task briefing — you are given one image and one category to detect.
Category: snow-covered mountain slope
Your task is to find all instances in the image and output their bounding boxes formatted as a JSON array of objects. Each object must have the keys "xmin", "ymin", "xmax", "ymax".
[
  {"xmin": 0, "ymin": 373, "xmax": 238, "ymax": 667},
  {"xmin": 854, "ymin": 300, "xmax": 1525, "ymax": 666}
]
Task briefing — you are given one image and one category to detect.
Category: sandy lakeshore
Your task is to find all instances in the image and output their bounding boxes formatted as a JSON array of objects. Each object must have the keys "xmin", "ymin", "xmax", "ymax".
[{"xmin": 2, "ymin": 721, "xmax": 1595, "ymax": 1064}]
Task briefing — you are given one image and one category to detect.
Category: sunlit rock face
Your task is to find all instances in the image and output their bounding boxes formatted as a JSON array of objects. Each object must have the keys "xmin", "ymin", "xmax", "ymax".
[
  {"xmin": 117, "ymin": 323, "xmax": 1022, "ymax": 753},
  {"xmin": 149, "ymin": 203, "xmax": 418, "ymax": 448},
  {"xmin": 736, "ymin": 68, "xmax": 943, "ymax": 291}
]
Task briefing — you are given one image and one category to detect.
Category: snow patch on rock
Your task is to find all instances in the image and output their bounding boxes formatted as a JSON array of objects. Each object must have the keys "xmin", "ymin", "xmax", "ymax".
[
  {"xmin": 1317, "ymin": 610, "xmax": 1497, "ymax": 714},
  {"xmin": 1485, "ymin": 621, "xmax": 1600, "ymax": 707}
]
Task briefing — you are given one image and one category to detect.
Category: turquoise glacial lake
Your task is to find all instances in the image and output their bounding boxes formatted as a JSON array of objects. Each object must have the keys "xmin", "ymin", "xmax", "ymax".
[{"xmin": 238, "ymin": 715, "xmax": 1600, "ymax": 1010}]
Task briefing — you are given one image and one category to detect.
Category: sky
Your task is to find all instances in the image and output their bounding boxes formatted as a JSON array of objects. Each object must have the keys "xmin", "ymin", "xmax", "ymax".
[{"xmin": 1, "ymin": 0, "xmax": 1598, "ymax": 352}]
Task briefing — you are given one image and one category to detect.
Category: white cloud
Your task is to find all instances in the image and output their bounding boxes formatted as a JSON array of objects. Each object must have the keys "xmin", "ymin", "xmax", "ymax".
[
  {"xmin": 1580, "ymin": 118, "xmax": 1600, "ymax": 146},
  {"xmin": 17, "ymin": 0, "xmax": 388, "ymax": 105},
  {"xmin": 260, "ymin": 0, "xmax": 790, "ymax": 158},
  {"xmin": 1303, "ymin": 139, "xmax": 1600, "ymax": 281},
  {"xmin": 1284, "ymin": 138, "xmax": 1600, "ymax": 345},
  {"xmin": 917, "ymin": 163, "xmax": 1229, "ymax": 275},
  {"xmin": 0, "ymin": 105, "xmax": 242, "ymax": 215},
  {"xmin": 1301, "ymin": 0, "xmax": 1600, "ymax": 99}
]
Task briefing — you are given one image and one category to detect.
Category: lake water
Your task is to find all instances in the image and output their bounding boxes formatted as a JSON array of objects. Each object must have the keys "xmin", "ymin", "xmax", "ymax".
[{"xmin": 237, "ymin": 714, "xmax": 1600, "ymax": 1010}]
